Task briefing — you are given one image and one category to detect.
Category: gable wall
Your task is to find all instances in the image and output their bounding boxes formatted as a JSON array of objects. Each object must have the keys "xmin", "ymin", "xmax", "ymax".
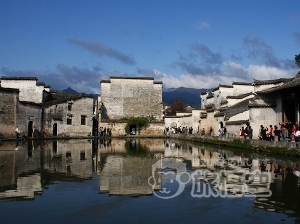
[
  {"xmin": 0, "ymin": 90, "xmax": 18, "ymax": 137},
  {"xmin": 1, "ymin": 79, "xmax": 43, "ymax": 103},
  {"xmin": 101, "ymin": 78, "xmax": 163, "ymax": 120}
]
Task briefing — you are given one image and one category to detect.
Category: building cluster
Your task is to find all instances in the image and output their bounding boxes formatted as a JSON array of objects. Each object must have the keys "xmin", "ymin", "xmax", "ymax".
[
  {"xmin": 0, "ymin": 76, "xmax": 94, "ymax": 138},
  {"xmin": 1, "ymin": 72, "xmax": 300, "ymax": 139},
  {"xmin": 0, "ymin": 76, "xmax": 164, "ymax": 138},
  {"xmin": 165, "ymin": 72, "xmax": 300, "ymax": 139}
]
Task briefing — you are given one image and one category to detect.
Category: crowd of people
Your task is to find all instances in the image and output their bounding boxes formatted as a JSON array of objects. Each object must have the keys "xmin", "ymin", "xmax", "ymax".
[
  {"xmin": 165, "ymin": 121, "xmax": 300, "ymax": 142},
  {"xmin": 165, "ymin": 126, "xmax": 194, "ymax": 136},
  {"xmin": 239, "ymin": 125, "xmax": 254, "ymax": 139},
  {"xmin": 239, "ymin": 122, "xmax": 300, "ymax": 142}
]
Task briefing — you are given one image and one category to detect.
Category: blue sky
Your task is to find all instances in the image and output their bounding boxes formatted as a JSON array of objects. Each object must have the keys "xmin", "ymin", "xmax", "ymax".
[{"xmin": 1, "ymin": 0, "xmax": 300, "ymax": 93}]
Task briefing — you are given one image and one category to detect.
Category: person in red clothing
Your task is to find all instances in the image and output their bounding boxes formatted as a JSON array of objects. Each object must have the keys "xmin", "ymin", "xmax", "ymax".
[
  {"xmin": 268, "ymin": 125, "xmax": 275, "ymax": 141},
  {"xmin": 240, "ymin": 127, "xmax": 245, "ymax": 138}
]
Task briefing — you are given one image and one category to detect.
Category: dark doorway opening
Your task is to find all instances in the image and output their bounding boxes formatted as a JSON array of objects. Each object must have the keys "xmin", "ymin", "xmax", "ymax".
[
  {"xmin": 92, "ymin": 117, "xmax": 99, "ymax": 136},
  {"xmin": 130, "ymin": 125, "xmax": 136, "ymax": 135},
  {"xmin": 53, "ymin": 123, "xmax": 57, "ymax": 136},
  {"xmin": 53, "ymin": 141, "xmax": 58, "ymax": 153},
  {"xmin": 285, "ymin": 99, "xmax": 296, "ymax": 124},
  {"xmin": 28, "ymin": 121, "xmax": 33, "ymax": 137},
  {"xmin": 219, "ymin": 121, "xmax": 224, "ymax": 129}
]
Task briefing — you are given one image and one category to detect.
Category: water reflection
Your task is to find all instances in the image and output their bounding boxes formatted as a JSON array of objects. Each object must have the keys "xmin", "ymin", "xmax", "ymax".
[{"xmin": 0, "ymin": 138, "xmax": 300, "ymax": 219}]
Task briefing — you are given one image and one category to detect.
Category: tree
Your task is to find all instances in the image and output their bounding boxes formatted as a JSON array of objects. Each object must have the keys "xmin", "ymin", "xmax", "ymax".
[
  {"xmin": 295, "ymin": 54, "xmax": 300, "ymax": 68},
  {"xmin": 165, "ymin": 98, "xmax": 188, "ymax": 115}
]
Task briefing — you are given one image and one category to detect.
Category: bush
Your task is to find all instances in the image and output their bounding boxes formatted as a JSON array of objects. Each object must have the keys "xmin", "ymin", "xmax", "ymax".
[{"xmin": 124, "ymin": 116, "xmax": 149, "ymax": 134}]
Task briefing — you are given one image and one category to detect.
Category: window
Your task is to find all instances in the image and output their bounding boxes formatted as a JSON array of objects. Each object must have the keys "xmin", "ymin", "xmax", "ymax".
[
  {"xmin": 80, "ymin": 151, "xmax": 86, "ymax": 160},
  {"xmin": 81, "ymin": 115, "xmax": 86, "ymax": 125},
  {"xmin": 67, "ymin": 103, "xmax": 72, "ymax": 111},
  {"xmin": 67, "ymin": 118, "xmax": 72, "ymax": 125}
]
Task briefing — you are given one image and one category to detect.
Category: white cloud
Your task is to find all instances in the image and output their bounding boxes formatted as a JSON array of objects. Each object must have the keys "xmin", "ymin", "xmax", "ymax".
[
  {"xmin": 196, "ymin": 21, "xmax": 210, "ymax": 30},
  {"xmin": 247, "ymin": 65, "xmax": 295, "ymax": 80},
  {"xmin": 152, "ymin": 62, "xmax": 298, "ymax": 90}
]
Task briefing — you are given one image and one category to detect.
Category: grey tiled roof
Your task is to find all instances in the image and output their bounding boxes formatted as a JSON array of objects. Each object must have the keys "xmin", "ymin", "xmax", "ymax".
[
  {"xmin": 214, "ymin": 111, "xmax": 225, "ymax": 117},
  {"xmin": 110, "ymin": 76, "xmax": 154, "ymax": 80},
  {"xmin": 224, "ymin": 98, "xmax": 252, "ymax": 120},
  {"xmin": 100, "ymin": 80, "xmax": 111, "ymax": 83},
  {"xmin": 19, "ymin": 101, "xmax": 42, "ymax": 106},
  {"xmin": 248, "ymin": 100, "xmax": 276, "ymax": 108},
  {"xmin": 206, "ymin": 108, "xmax": 215, "ymax": 112},
  {"xmin": 220, "ymin": 99, "xmax": 228, "ymax": 105},
  {"xmin": 227, "ymin": 92, "xmax": 255, "ymax": 99},
  {"xmin": 165, "ymin": 114, "xmax": 192, "ymax": 118},
  {"xmin": 0, "ymin": 87, "xmax": 19, "ymax": 93},
  {"xmin": 219, "ymin": 84, "xmax": 233, "ymax": 88},
  {"xmin": 257, "ymin": 73, "xmax": 300, "ymax": 93},
  {"xmin": 253, "ymin": 78, "xmax": 292, "ymax": 86},
  {"xmin": 1, "ymin": 76, "xmax": 38, "ymax": 80},
  {"xmin": 206, "ymin": 92, "xmax": 214, "ymax": 99},
  {"xmin": 200, "ymin": 114, "xmax": 207, "ymax": 119},
  {"xmin": 36, "ymin": 82, "xmax": 45, "ymax": 86},
  {"xmin": 225, "ymin": 120, "xmax": 249, "ymax": 125},
  {"xmin": 232, "ymin": 82, "xmax": 253, "ymax": 86},
  {"xmin": 205, "ymin": 103, "xmax": 214, "ymax": 109},
  {"xmin": 212, "ymin": 84, "xmax": 233, "ymax": 92}
]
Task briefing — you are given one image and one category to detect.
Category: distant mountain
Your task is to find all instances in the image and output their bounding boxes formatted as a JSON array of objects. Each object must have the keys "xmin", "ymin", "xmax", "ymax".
[
  {"xmin": 61, "ymin": 86, "xmax": 209, "ymax": 108},
  {"xmin": 62, "ymin": 87, "xmax": 79, "ymax": 94},
  {"xmin": 61, "ymin": 87, "xmax": 98, "ymax": 99},
  {"xmin": 163, "ymin": 87, "xmax": 209, "ymax": 108}
]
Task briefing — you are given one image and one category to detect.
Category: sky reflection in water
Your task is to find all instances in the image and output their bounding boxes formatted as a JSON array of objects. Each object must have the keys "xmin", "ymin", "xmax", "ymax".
[{"xmin": 0, "ymin": 138, "xmax": 299, "ymax": 224}]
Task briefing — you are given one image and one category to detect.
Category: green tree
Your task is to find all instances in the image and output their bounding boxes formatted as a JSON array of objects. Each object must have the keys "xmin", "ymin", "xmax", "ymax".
[
  {"xmin": 124, "ymin": 116, "xmax": 149, "ymax": 134},
  {"xmin": 295, "ymin": 54, "xmax": 300, "ymax": 67}
]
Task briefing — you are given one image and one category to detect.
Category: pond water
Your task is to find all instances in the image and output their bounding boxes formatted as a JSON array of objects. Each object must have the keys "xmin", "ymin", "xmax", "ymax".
[{"xmin": 0, "ymin": 138, "xmax": 300, "ymax": 223}]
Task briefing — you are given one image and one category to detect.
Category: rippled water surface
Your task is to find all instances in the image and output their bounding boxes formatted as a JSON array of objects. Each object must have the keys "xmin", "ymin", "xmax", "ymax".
[{"xmin": 0, "ymin": 138, "xmax": 300, "ymax": 223}]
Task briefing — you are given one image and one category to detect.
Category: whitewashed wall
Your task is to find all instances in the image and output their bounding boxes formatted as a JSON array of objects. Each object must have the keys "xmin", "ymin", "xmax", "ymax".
[{"xmin": 1, "ymin": 79, "xmax": 44, "ymax": 103}]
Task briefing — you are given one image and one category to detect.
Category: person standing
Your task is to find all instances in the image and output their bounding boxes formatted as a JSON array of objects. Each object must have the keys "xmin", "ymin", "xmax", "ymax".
[
  {"xmin": 281, "ymin": 126, "xmax": 288, "ymax": 142},
  {"xmin": 274, "ymin": 125, "xmax": 281, "ymax": 141},
  {"xmin": 268, "ymin": 125, "xmax": 275, "ymax": 141},
  {"xmin": 15, "ymin": 126, "xmax": 20, "ymax": 139},
  {"xmin": 248, "ymin": 126, "xmax": 253, "ymax": 139},
  {"xmin": 223, "ymin": 126, "xmax": 227, "ymax": 137}
]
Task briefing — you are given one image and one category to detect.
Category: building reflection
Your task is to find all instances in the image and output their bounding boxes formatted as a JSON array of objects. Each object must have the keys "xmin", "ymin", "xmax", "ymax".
[
  {"xmin": 0, "ymin": 137, "xmax": 300, "ymax": 218},
  {"xmin": 97, "ymin": 138, "xmax": 163, "ymax": 195},
  {"xmin": 0, "ymin": 141, "xmax": 42, "ymax": 200}
]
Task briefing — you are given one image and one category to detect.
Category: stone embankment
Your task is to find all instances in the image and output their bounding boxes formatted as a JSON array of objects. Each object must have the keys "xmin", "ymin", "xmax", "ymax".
[{"xmin": 170, "ymin": 134, "xmax": 300, "ymax": 158}]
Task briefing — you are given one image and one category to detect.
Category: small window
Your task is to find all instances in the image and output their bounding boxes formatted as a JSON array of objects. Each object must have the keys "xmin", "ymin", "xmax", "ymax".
[
  {"xmin": 81, "ymin": 115, "xmax": 86, "ymax": 125},
  {"xmin": 66, "ymin": 152, "xmax": 71, "ymax": 157},
  {"xmin": 68, "ymin": 103, "xmax": 72, "ymax": 111},
  {"xmin": 80, "ymin": 151, "xmax": 86, "ymax": 160},
  {"xmin": 67, "ymin": 118, "xmax": 72, "ymax": 125}
]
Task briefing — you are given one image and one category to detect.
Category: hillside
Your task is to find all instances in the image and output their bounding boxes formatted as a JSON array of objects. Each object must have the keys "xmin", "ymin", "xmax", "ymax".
[{"xmin": 162, "ymin": 87, "xmax": 208, "ymax": 108}]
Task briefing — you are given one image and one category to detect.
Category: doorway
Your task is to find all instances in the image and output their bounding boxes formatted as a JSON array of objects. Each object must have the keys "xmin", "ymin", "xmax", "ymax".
[
  {"xmin": 130, "ymin": 125, "xmax": 136, "ymax": 135},
  {"xmin": 53, "ymin": 123, "xmax": 57, "ymax": 136},
  {"xmin": 28, "ymin": 121, "xmax": 33, "ymax": 137}
]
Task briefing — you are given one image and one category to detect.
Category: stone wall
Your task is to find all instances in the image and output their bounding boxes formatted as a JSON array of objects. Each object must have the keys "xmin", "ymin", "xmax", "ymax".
[
  {"xmin": 17, "ymin": 102, "xmax": 42, "ymax": 136},
  {"xmin": 99, "ymin": 121, "xmax": 165, "ymax": 136},
  {"xmin": 43, "ymin": 97, "xmax": 94, "ymax": 137},
  {"xmin": 0, "ymin": 88, "xmax": 19, "ymax": 137},
  {"xmin": 101, "ymin": 77, "xmax": 163, "ymax": 120}
]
